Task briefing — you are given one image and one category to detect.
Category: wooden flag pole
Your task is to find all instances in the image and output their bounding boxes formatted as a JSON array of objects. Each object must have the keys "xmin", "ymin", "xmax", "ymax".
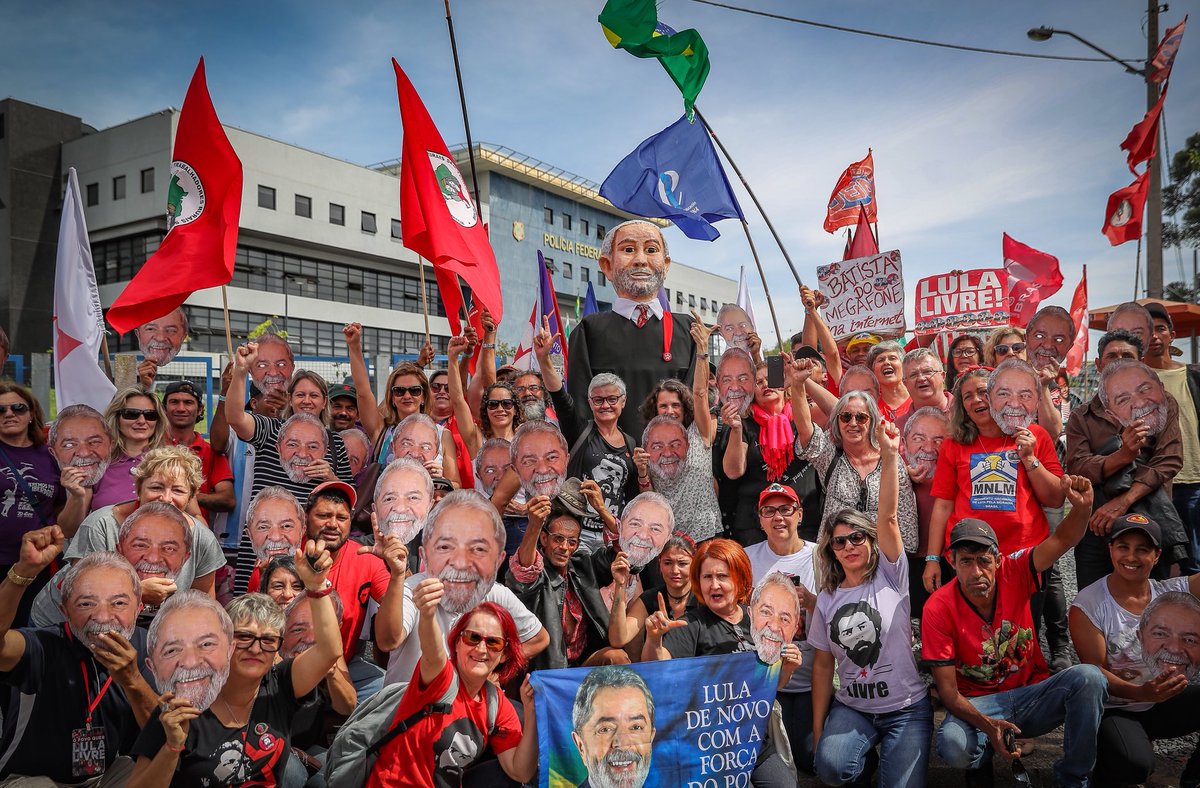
[
  {"xmin": 220, "ymin": 286, "xmax": 235, "ymax": 361},
  {"xmin": 444, "ymin": 0, "xmax": 482, "ymax": 211},
  {"xmin": 99, "ymin": 334, "xmax": 113, "ymax": 379},
  {"xmin": 417, "ymin": 256, "xmax": 432, "ymax": 347},
  {"xmin": 738, "ymin": 220, "xmax": 784, "ymax": 349},
  {"xmin": 695, "ymin": 107, "xmax": 804, "ymax": 287}
]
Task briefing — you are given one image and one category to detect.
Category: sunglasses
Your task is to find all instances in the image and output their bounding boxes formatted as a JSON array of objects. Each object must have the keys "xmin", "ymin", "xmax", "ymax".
[
  {"xmin": 838, "ymin": 412, "xmax": 870, "ymax": 425},
  {"xmin": 759, "ymin": 504, "xmax": 798, "ymax": 518},
  {"xmin": 429, "ymin": 382, "xmax": 450, "ymax": 393},
  {"xmin": 831, "ymin": 531, "xmax": 870, "ymax": 551},
  {"xmin": 233, "ymin": 631, "xmax": 281, "ymax": 652},
  {"xmin": 459, "ymin": 629, "xmax": 505, "ymax": 653},
  {"xmin": 0, "ymin": 403, "xmax": 31, "ymax": 416},
  {"xmin": 994, "ymin": 342, "xmax": 1026, "ymax": 356},
  {"xmin": 118, "ymin": 408, "xmax": 159, "ymax": 422},
  {"xmin": 486, "ymin": 399, "xmax": 516, "ymax": 411},
  {"xmin": 391, "ymin": 385, "xmax": 425, "ymax": 398}
]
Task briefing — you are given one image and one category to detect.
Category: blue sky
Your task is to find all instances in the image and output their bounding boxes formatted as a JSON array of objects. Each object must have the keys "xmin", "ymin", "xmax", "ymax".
[{"xmin": 3, "ymin": 0, "xmax": 1197, "ymax": 347}]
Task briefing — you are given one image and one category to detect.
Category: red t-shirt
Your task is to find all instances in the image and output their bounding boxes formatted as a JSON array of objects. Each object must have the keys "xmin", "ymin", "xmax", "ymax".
[
  {"xmin": 921, "ymin": 549, "xmax": 1048, "ymax": 696},
  {"xmin": 327, "ymin": 546, "xmax": 392, "ymax": 658},
  {"xmin": 368, "ymin": 661, "xmax": 522, "ymax": 787},
  {"xmin": 172, "ymin": 432, "xmax": 234, "ymax": 523},
  {"xmin": 930, "ymin": 424, "xmax": 1062, "ymax": 554}
]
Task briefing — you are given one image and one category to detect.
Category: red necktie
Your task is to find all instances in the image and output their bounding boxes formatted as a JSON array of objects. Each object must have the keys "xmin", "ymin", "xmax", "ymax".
[{"xmin": 634, "ymin": 304, "xmax": 651, "ymax": 328}]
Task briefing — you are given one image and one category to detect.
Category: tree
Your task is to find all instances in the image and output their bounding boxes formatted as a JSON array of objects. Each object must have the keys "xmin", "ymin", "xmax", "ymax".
[{"xmin": 1163, "ymin": 131, "xmax": 1200, "ymax": 250}]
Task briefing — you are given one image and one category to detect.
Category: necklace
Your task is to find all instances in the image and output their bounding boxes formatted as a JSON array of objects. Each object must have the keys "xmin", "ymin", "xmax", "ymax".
[
  {"xmin": 666, "ymin": 590, "xmax": 688, "ymax": 604},
  {"xmin": 218, "ymin": 694, "xmax": 254, "ymax": 728}
]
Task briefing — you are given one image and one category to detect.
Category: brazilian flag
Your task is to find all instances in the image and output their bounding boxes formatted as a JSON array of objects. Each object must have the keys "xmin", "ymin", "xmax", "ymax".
[{"xmin": 599, "ymin": 0, "xmax": 710, "ymax": 119}]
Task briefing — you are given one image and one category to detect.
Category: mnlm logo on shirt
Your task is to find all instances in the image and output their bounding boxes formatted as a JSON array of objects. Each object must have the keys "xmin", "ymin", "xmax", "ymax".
[{"xmin": 968, "ymin": 451, "xmax": 1019, "ymax": 512}]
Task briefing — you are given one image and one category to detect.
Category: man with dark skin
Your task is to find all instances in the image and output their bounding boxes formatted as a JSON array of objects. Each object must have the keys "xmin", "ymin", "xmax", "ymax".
[
  {"xmin": 328, "ymin": 383, "xmax": 359, "ymax": 432},
  {"xmin": 162, "ymin": 381, "xmax": 235, "ymax": 519}
]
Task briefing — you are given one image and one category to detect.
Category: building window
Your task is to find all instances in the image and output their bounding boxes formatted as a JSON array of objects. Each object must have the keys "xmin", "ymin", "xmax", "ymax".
[
  {"xmin": 543, "ymin": 257, "xmax": 556, "ymax": 273},
  {"xmin": 86, "ymin": 183, "xmax": 99, "ymax": 207},
  {"xmin": 330, "ymin": 203, "xmax": 345, "ymax": 226},
  {"xmin": 391, "ymin": 219, "xmax": 402, "ymax": 239},
  {"xmin": 597, "ymin": 223, "xmax": 606, "ymax": 240},
  {"xmin": 581, "ymin": 218, "xmax": 589, "ymax": 236},
  {"xmin": 581, "ymin": 267, "xmax": 590, "ymax": 283},
  {"xmin": 544, "ymin": 207, "xmax": 554, "ymax": 224},
  {"xmin": 295, "ymin": 194, "xmax": 312, "ymax": 218},
  {"xmin": 361, "ymin": 211, "xmax": 377, "ymax": 233},
  {"xmin": 700, "ymin": 298, "xmax": 708, "ymax": 311},
  {"xmin": 113, "ymin": 175, "xmax": 126, "ymax": 201},
  {"xmin": 140, "ymin": 168, "xmax": 154, "ymax": 194},
  {"xmin": 712, "ymin": 297, "xmax": 720, "ymax": 312},
  {"xmin": 561, "ymin": 262, "xmax": 573, "ymax": 279},
  {"xmin": 676, "ymin": 291, "xmax": 684, "ymax": 306},
  {"xmin": 257, "ymin": 185, "xmax": 276, "ymax": 210},
  {"xmin": 562, "ymin": 213, "xmax": 572, "ymax": 231},
  {"xmin": 599, "ymin": 272, "xmax": 607, "ymax": 287},
  {"xmin": 689, "ymin": 294, "xmax": 696, "ymax": 308}
]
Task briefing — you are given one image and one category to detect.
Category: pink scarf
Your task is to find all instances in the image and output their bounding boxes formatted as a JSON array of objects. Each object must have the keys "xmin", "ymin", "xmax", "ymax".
[{"xmin": 751, "ymin": 401, "xmax": 795, "ymax": 482}]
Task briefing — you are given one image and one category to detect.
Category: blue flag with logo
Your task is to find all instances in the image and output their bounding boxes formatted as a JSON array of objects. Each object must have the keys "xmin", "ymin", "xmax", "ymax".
[
  {"xmin": 581, "ymin": 281, "xmax": 600, "ymax": 317},
  {"xmin": 600, "ymin": 114, "xmax": 744, "ymax": 241}
]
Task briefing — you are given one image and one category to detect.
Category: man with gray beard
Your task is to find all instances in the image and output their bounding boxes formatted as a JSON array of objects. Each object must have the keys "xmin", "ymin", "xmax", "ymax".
[
  {"xmin": 571, "ymin": 665, "xmax": 657, "ymax": 788},
  {"xmin": 567, "ymin": 220, "xmax": 698, "ymax": 437},
  {"xmin": 47, "ymin": 404, "xmax": 113, "ymax": 535},
  {"xmin": 146, "ymin": 590, "xmax": 233, "ymax": 713},
  {"xmin": 373, "ymin": 457, "xmax": 433, "ymax": 575},
  {"xmin": 987, "ymin": 359, "xmax": 1041, "ymax": 436},
  {"xmin": 0, "ymin": 531, "xmax": 159, "ymax": 783},
  {"xmin": 381, "ymin": 489, "xmax": 548, "ymax": 686},
  {"xmin": 1068, "ymin": 349, "xmax": 1189, "ymax": 589}
]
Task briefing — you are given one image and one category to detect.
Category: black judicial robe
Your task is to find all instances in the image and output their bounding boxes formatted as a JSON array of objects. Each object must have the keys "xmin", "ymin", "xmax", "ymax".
[{"xmin": 567, "ymin": 310, "xmax": 697, "ymax": 437}]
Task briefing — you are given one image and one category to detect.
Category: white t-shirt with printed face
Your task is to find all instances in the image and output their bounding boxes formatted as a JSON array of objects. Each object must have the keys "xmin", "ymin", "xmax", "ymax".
[{"xmin": 747, "ymin": 541, "xmax": 817, "ymax": 693}]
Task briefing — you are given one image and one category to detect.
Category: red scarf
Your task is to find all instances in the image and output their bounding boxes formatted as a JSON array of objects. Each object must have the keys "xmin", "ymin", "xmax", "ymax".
[{"xmin": 751, "ymin": 401, "xmax": 795, "ymax": 482}]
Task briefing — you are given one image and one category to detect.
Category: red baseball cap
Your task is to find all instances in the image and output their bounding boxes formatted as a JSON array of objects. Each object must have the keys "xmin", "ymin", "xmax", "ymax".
[
  {"xmin": 307, "ymin": 480, "xmax": 357, "ymax": 509},
  {"xmin": 757, "ymin": 483, "xmax": 800, "ymax": 508}
]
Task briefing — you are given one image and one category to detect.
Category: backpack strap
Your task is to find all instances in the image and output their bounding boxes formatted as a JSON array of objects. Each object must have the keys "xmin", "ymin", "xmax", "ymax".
[
  {"xmin": 822, "ymin": 447, "xmax": 845, "ymax": 492},
  {"xmin": 484, "ymin": 681, "xmax": 499, "ymax": 736},
  {"xmin": 365, "ymin": 670, "xmax": 461, "ymax": 757}
]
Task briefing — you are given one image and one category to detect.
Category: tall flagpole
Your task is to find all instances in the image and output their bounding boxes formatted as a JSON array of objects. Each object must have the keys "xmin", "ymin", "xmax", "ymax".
[
  {"xmin": 417, "ymin": 256, "xmax": 432, "ymax": 347},
  {"xmin": 443, "ymin": 0, "xmax": 481, "ymax": 330},
  {"xmin": 695, "ymin": 108, "xmax": 804, "ymax": 288},
  {"xmin": 737, "ymin": 221, "xmax": 784, "ymax": 348}
]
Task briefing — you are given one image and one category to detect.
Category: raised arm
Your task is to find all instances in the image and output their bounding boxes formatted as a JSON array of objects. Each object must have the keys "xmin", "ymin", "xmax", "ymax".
[
  {"xmin": 343, "ymin": 323, "xmax": 384, "ymax": 445},
  {"xmin": 413, "ymin": 577, "xmax": 449, "ymax": 687},
  {"xmin": 497, "ymin": 677, "xmax": 539, "ymax": 783},
  {"xmin": 1032, "ymin": 475, "xmax": 1093, "ymax": 573},
  {"xmin": 446, "ymin": 335, "xmax": 483, "ymax": 455},
  {"xmin": 223, "ymin": 343, "xmax": 258, "ymax": 442},
  {"xmin": 606, "ymin": 551, "xmax": 642, "ymax": 648},
  {"xmin": 787, "ymin": 356, "xmax": 817, "ymax": 446},
  {"xmin": 801, "ymin": 287, "xmax": 843, "ymax": 383},
  {"xmin": 721, "ymin": 409, "xmax": 748, "ymax": 480},
  {"xmin": 640, "ymin": 592, "xmax": 687, "ymax": 662},
  {"xmin": 689, "ymin": 312, "xmax": 715, "ymax": 446},
  {"xmin": 514, "ymin": 496, "xmax": 551, "ymax": 571},
  {"xmin": 534, "ymin": 316, "xmax": 564, "ymax": 394},
  {"xmin": 290, "ymin": 540, "xmax": 343, "ymax": 698},
  {"xmin": 369, "ymin": 524, "xmax": 412, "ymax": 653},
  {"xmin": 0, "ymin": 526, "xmax": 63, "ymax": 671},
  {"xmin": 875, "ymin": 421, "xmax": 903, "ymax": 563}
]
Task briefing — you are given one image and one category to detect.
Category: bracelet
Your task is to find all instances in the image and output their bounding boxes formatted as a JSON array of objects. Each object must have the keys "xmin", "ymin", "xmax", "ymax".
[
  {"xmin": 481, "ymin": 342, "xmax": 496, "ymax": 349},
  {"xmin": 306, "ymin": 584, "xmax": 334, "ymax": 599},
  {"xmin": 166, "ymin": 743, "xmax": 185, "ymax": 753},
  {"xmin": 924, "ymin": 555, "xmax": 942, "ymax": 563},
  {"xmin": 6, "ymin": 568, "xmax": 35, "ymax": 587}
]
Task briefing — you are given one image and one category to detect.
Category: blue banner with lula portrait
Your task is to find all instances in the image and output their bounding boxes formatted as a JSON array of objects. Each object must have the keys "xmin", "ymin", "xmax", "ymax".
[{"xmin": 531, "ymin": 652, "xmax": 779, "ymax": 788}]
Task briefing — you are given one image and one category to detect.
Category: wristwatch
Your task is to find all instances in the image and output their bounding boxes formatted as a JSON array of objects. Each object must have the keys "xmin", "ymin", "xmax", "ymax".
[{"xmin": 1025, "ymin": 457, "xmax": 1041, "ymax": 471}]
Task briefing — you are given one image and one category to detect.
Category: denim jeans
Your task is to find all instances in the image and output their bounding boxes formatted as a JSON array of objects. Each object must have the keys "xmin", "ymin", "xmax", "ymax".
[
  {"xmin": 1175, "ymin": 482, "xmax": 1200, "ymax": 573},
  {"xmin": 347, "ymin": 651, "xmax": 385, "ymax": 703},
  {"xmin": 815, "ymin": 695, "xmax": 933, "ymax": 788},
  {"xmin": 936, "ymin": 664, "xmax": 1107, "ymax": 788}
]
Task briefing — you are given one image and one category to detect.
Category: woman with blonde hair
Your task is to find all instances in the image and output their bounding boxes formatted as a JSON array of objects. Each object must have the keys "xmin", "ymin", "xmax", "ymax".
[
  {"xmin": 93, "ymin": 385, "xmax": 167, "ymax": 511},
  {"xmin": 983, "ymin": 326, "xmax": 1027, "ymax": 367}
]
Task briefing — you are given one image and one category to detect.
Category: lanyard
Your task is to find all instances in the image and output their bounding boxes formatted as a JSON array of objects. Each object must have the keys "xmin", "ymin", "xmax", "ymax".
[{"xmin": 79, "ymin": 659, "xmax": 114, "ymax": 728}]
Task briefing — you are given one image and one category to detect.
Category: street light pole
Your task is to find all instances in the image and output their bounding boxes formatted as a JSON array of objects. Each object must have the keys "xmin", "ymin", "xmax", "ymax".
[{"xmin": 1145, "ymin": 0, "xmax": 1163, "ymax": 298}]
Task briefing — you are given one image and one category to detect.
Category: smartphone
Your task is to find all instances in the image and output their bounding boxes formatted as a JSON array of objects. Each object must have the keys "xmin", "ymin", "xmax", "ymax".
[{"xmin": 766, "ymin": 355, "xmax": 785, "ymax": 389}]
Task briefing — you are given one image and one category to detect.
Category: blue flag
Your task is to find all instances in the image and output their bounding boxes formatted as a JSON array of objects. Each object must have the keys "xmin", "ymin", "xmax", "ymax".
[
  {"xmin": 582, "ymin": 281, "xmax": 600, "ymax": 317},
  {"xmin": 600, "ymin": 114, "xmax": 744, "ymax": 241}
]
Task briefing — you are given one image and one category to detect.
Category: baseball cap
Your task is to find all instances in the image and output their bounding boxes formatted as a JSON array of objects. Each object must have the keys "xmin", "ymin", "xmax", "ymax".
[
  {"xmin": 1144, "ymin": 302, "xmax": 1173, "ymax": 330},
  {"xmin": 430, "ymin": 476, "xmax": 454, "ymax": 493},
  {"xmin": 1108, "ymin": 513, "xmax": 1161, "ymax": 547},
  {"xmin": 163, "ymin": 381, "xmax": 201, "ymax": 401},
  {"xmin": 948, "ymin": 518, "xmax": 998, "ymax": 550},
  {"xmin": 328, "ymin": 382, "xmax": 357, "ymax": 401},
  {"xmin": 846, "ymin": 332, "xmax": 882, "ymax": 351},
  {"xmin": 757, "ymin": 483, "xmax": 800, "ymax": 508},
  {"xmin": 791, "ymin": 345, "xmax": 825, "ymax": 365},
  {"xmin": 307, "ymin": 480, "xmax": 357, "ymax": 509}
]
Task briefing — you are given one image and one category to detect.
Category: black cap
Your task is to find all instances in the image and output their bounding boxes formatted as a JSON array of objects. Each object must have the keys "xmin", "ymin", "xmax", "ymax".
[
  {"xmin": 328, "ymin": 382, "xmax": 357, "ymax": 401},
  {"xmin": 1108, "ymin": 513, "xmax": 1161, "ymax": 546},
  {"xmin": 791, "ymin": 345, "xmax": 825, "ymax": 365},
  {"xmin": 430, "ymin": 476, "xmax": 454, "ymax": 492},
  {"xmin": 163, "ymin": 380, "xmax": 201, "ymax": 401},
  {"xmin": 948, "ymin": 518, "xmax": 999, "ymax": 550},
  {"xmin": 1145, "ymin": 302, "xmax": 1173, "ymax": 330}
]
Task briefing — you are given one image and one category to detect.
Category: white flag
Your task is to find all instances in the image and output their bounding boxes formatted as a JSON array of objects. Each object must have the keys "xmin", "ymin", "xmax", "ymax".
[
  {"xmin": 736, "ymin": 266, "xmax": 758, "ymax": 333},
  {"xmin": 54, "ymin": 168, "xmax": 115, "ymax": 412}
]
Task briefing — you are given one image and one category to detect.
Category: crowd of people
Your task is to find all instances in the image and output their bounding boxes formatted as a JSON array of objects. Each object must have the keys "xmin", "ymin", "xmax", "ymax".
[{"xmin": 2, "ymin": 219, "xmax": 1200, "ymax": 787}]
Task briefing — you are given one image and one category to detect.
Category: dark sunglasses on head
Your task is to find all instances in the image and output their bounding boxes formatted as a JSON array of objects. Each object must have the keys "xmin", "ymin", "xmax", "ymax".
[
  {"xmin": 391, "ymin": 385, "xmax": 425, "ymax": 398},
  {"xmin": 118, "ymin": 408, "xmax": 159, "ymax": 422},
  {"xmin": 486, "ymin": 398, "xmax": 516, "ymax": 411},
  {"xmin": 0, "ymin": 403, "xmax": 31, "ymax": 416},
  {"xmin": 838, "ymin": 412, "xmax": 870, "ymax": 425},
  {"xmin": 994, "ymin": 342, "xmax": 1026, "ymax": 356},
  {"xmin": 831, "ymin": 531, "xmax": 870, "ymax": 551},
  {"xmin": 459, "ymin": 629, "xmax": 505, "ymax": 653},
  {"xmin": 233, "ymin": 631, "xmax": 281, "ymax": 652}
]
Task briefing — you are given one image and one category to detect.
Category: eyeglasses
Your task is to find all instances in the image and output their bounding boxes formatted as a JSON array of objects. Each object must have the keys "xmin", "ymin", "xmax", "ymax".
[
  {"xmin": 459, "ymin": 629, "xmax": 505, "ymax": 653},
  {"xmin": 233, "ymin": 630, "xmax": 281, "ymax": 652},
  {"xmin": 391, "ymin": 385, "xmax": 425, "ymax": 398},
  {"xmin": 759, "ymin": 504, "xmax": 798, "ymax": 518},
  {"xmin": 838, "ymin": 412, "xmax": 870, "ymax": 425},
  {"xmin": 994, "ymin": 342, "xmax": 1026, "ymax": 357},
  {"xmin": 0, "ymin": 403, "xmax": 31, "ymax": 416},
  {"xmin": 830, "ymin": 532, "xmax": 870, "ymax": 551},
  {"xmin": 513, "ymin": 385, "xmax": 543, "ymax": 396},
  {"xmin": 486, "ymin": 399, "xmax": 516, "ymax": 411},
  {"xmin": 429, "ymin": 382, "xmax": 450, "ymax": 393},
  {"xmin": 118, "ymin": 408, "xmax": 160, "ymax": 422},
  {"xmin": 951, "ymin": 347, "xmax": 979, "ymax": 358},
  {"xmin": 904, "ymin": 368, "xmax": 941, "ymax": 381},
  {"xmin": 590, "ymin": 394, "xmax": 624, "ymax": 407}
]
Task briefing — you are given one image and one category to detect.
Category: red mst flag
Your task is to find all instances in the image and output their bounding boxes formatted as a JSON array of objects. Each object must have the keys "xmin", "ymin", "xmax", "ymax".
[
  {"xmin": 824, "ymin": 150, "xmax": 876, "ymax": 233},
  {"xmin": 1003, "ymin": 233, "xmax": 1063, "ymax": 328},
  {"xmin": 106, "ymin": 58, "xmax": 242, "ymax": 334},
  {"xmin": 1120, "ymin": 85, "xmax": 1167, "ymax": 173},
  {"xmin": 846, "ymin": 206, "xmax": 879, "ymax": 259},
  {"xmin": 1101, "ymin": 171, "xmax": 1150, "ymax": 246},
  {"xmin": 393, "ymin": 58, "xmax": 503, "ymax": 333},
  {"xmin": 1150, "ymin": 16, "xmax": 1187, "ymax": 83},
  {"xmin": 1064, "ymin": 267, "xmax": 1088, "ymax": 376}
]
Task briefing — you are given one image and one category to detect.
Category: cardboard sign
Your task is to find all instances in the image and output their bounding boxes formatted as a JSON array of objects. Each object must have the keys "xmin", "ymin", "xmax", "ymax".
[
  {"xmin": 914, "ymin": 269, "xmax": 1009, "ymax": 335},
  {"xmin": 816, "ymin": 250, "xmax": 906, "ymax": 341}
]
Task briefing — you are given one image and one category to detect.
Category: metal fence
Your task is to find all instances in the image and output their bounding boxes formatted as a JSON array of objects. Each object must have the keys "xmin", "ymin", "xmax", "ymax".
[{"xmin": 1, "ymin": 355, "xmax": 27, "ymax": 385}]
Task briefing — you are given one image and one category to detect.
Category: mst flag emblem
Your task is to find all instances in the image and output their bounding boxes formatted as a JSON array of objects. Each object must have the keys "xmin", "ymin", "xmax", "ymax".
[
  {"xmin": 166, "ymin": 160, "xmax": 205, "ymax": 232},
  {"xmin": 428, "ymin": 151, "xmax": 477, "ymax": 228}
]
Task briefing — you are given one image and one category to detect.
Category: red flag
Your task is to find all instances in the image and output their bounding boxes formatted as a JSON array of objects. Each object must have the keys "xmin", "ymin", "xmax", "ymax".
[
  {"xmin": 106, "ymin": 59, "xmax": 242, "ymax": 334},
  {"xmin": 1003, "ymin": 233, "xmax": 1063, "ymax": 328},
  {"xmin": 824, "ymin": 150, "xmax": 876, "ymax": 233},
  {"xmin": 1120, "ymin": 85, "xmax": 1167, "ymax": 173},
  {"xmin": 393, "ymin": 59, "xmax": 503, "ymax": 333},
  {"xmin": 1064, "ymin": 267, "xmax": 1088, "ymax": 376},
  {"xmin": 846, "ymin": 207, "xmax": 879, "ymax": 259},
  {"xmin": 1101, "ymin": 171, "xmax": 1150, "ymax": 246},
  {"xmin": 1150, "ymin": 16, "xmax": 1187, "ymax": 83}
]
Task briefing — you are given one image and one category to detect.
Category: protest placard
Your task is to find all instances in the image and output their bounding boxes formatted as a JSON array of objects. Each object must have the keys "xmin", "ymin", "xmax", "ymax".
[
  {"xmin": 913, "ymin": 269, "xmax": 1009, "ymax": 335},
  {"xmin": 815, "ymin": 250, "xmax": 905, "ymax": 341}
]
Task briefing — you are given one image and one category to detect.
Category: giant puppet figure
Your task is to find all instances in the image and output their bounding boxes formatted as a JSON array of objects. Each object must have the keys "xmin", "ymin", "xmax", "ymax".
[{"xmin": 566, "ymin": 220, "xmax": 698, "ymax": 436}]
